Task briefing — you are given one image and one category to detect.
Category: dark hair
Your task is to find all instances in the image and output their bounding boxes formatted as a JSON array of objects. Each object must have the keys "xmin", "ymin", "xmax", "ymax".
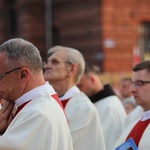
[
  {"xmin": 133, "ymin": 60, "xmax": 150, "ymax": 72},
  {"xmin": 84, "ymin": 62, "xmax": 101, "ymax": 74}
]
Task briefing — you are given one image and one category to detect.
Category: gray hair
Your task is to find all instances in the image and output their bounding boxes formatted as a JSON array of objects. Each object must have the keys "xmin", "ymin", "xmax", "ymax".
[
  {"xmin": 48, "ymin": 46, "xmax": 85, "ymax": 83},
  {"xmin": 0, "ymin": 38, "xmax": 43, "ymax": 72}
]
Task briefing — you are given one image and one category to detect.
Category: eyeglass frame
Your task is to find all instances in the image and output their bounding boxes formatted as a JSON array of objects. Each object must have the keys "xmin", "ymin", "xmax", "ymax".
[
  {"xmin": 44, "ymin": 59, "xmax": 72, "ymax": 66},
  {"xmin": 0, "ymin": 67, "xmax": 22, "ymax": 78},
  {"xmin": 130, "ymin": 80, "xmax": 150, "ymax": 87}
]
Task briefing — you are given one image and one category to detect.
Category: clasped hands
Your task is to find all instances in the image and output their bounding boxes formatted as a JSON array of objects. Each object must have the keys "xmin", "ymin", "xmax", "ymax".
[{"xmin": 0, "ymin": 100, "xmax": 15, "ymax": 135}]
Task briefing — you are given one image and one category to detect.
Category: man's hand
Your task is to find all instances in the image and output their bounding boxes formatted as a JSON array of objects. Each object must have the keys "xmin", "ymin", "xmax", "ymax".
[{"xmin": 0, "ymin": 101, "xmax": 15, "ymax": 135}]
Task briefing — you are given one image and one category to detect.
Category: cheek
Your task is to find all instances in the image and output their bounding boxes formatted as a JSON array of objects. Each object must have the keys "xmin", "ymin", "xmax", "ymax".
[
  {"xmin": 83, "ymin": 80, "xmax": 91, "ymax": 89},
  {"xmin": 58, "ymin": 69, "xmax": 68, "ymax": 77},
  {"xmin": 142, "ymin": 91, "xmax": 150, "ymax": 101},
  {"xmin": 0, "ymin": 85, "xmax": 11, "ymax": 99},
  {"xmin": 47, "ymin": 67, "xmax": 63, "ymax": 76},
  {"xmin": 49, "ymin": 69, "xmax": 68, "ymax": 81},
  {"xmin": 79, "ymin": 84, "xmax": 87, "ymax": 92},
  {"xmin": 78, "ymin": 81, "xmax": 90, "ymax": 92},
  {"xmin": 138, "ymin": 88, "xmax": 150, "ymax": 103}
]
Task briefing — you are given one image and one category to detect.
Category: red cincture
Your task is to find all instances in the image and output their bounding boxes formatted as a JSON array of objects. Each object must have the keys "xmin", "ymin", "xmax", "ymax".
[
  {"xmin": 61, "ymin": 99, "xmax": 70, "ymax": 109},
  {"xmin": 14, "ymin": 100, "xmax": 31, "ymax": 117},
  {"xmin": 51, "ymin": 94, "xmax": 64, "ymax": 110},
  {"xmin": 126, "ymin": 119, "xmax": 150, "ymax": 147}
]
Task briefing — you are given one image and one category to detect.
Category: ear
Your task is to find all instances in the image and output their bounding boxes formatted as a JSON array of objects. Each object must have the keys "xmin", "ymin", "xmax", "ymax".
[
  {"xmin": 89, "ymin": 74, "xmax": 96, "ymax": 84},
  {"xmin": 67, "ymin": 64, "xmax": 78, "ymax": 77},
  {"xmin": 19, "ymin": 68, "xmax": 30, "ymax": 81}
]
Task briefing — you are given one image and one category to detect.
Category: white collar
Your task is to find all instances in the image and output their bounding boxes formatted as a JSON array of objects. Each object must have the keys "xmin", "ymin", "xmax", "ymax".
[
  {"xmin": 59, "ymin": 86, "xmax": 80, "ymax": 101},
  {"xmin": 15, "ymin": 82, "xmax": 56, "ymax": 107},
  {"xmin": 140, "ymin": 110, "xmax": 150, "ymax": 121}
]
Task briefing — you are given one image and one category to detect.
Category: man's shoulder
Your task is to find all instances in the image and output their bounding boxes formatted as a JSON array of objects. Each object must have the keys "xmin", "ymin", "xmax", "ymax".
[
  {"xmin": 70, "ymin": 92, "xmax": 91, "ymax": 103},
  {"xmin": 65, "ymin": 92, "xmax": 99, "ymax": 120},
  {"xmin": 68, "ymin": 92, "xmax": 96, "ymax": 110}
]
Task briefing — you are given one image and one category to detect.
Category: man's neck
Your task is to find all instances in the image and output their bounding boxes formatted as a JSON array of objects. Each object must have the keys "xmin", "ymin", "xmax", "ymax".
[{"xmin": 50, "ymin": 80, "xmax": 74, "ymax": 97}]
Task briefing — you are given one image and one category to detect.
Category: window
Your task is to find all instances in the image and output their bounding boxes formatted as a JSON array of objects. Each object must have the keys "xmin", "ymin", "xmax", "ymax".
[{"xmin": 138, "ymin": 22, "xmax": 150, "ymax": 60}]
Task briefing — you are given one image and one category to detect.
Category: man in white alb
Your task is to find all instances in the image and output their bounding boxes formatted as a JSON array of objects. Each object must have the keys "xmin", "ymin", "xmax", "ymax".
[
  {"xmin": 115, "ymin": 60, "xmax": 150, "ymax": 150},
  {"xmin": 0, "ymin": 38, "xmax": 73, "ymax": 150},
  {"xmin": 44, "ymin": 46, "xmax": 106, "ymax": 150}
]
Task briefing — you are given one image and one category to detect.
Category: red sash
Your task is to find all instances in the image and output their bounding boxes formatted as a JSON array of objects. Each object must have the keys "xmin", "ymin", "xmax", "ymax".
[
  {"xmin": 61, "ymin": 98, "xmax": 70, "ymax": 109},
  {"xmin": 51, "ymin": 94, "xmax": 64, "ymax": 110},
  {"xmin": 14, "ymin": 94, "xmax": 65, "ymax": 116},
  {"xmin": 126, "ymin": 119, "xmax": 150, "ymax": 147},
  {"xmin": 14, "ymin": 100, "xmax": 31, "ymax": 117},
  {"xmin": 52, "ymin": 94, "xmax": 68, "ymax": 123}
]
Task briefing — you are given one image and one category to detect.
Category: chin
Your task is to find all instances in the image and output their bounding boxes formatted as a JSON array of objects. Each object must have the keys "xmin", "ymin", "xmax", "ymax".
[
  {"xmin": 44, "ymin": 74, "xmax": 50, "ymax": 80},
  {"xmin": 135, "ymin": 99, "xmax": 141, "ymax": 105}
]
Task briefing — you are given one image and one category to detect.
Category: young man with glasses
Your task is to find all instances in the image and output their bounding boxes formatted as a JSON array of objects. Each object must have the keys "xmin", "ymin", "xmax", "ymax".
[
  {"xmin": 43, "ymin": 46, "xmax": 106, "ymax": 150},
  {"xmin": 115, "ymin": 60, "xmax": 150, "ymax": 150},
  {"xmin": 0, "ymin": 38, "xmax": 73, "ymax": 150}
]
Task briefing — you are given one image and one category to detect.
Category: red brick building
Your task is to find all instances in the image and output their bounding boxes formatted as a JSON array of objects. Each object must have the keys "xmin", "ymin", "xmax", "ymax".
[
  {"xmin": 102, "ymin": 0, "xmax": 150, "ymax": 72},
  {"xmin": 0, "ymin": 0, "xmax": 150, "ymax": 74}
]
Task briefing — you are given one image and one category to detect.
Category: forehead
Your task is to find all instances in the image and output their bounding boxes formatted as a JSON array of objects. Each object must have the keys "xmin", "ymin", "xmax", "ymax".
[
  {"xmin": 0, "ymin": 52, "xmax": 7, "ymax": 59},
  {"xmin": 47, "ymin": 50, "xmax": 66, "ymax": 60},
  {"xmin": 0, "ymin": 52, "xmax": 7, "ymax": 64},
  {"xmin": 132, "ymin": 69, "xmax": 150, "ymax": 80}
]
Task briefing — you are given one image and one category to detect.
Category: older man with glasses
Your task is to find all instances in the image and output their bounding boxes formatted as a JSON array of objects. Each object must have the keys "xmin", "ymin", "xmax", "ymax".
[
  {"xmin": 0, "ymin": 38, "xmax": 73, "ymax": 150},
  {"xmin": 115, "ymin": 60, "xmax": 150, "ymax": 150}
]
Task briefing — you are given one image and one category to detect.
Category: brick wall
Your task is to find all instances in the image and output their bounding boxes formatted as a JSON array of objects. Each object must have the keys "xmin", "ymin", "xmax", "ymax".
[
  {"xmin": 0, "ymin": 0, "xmax": 46, "ymax": 61},
  {"xmin": 0, "ymin": 0, "xmax": 150, "ymax": 74},
  {"xmin": 52, "ymin": 0, "xmax": 103, "ymax": 67},
  {"xmin": 101, "ymin": 0, "xmax": 150, "ymax": 72},
  {"xmin": 16, "ymin": 0, "xmax": 46, "ymax": 61}
]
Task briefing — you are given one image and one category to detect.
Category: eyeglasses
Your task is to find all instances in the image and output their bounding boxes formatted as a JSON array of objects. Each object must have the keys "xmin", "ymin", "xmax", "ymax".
[
  {"xmin": 44, "ymin": 59, "xmax": 72, "ymax": 66},
  {"xmin": 130, "ymin": 80, "xmax": 150, "ymax": 87},
  {"xmin": 0, "ymin": 67, "xmax": 21, "ymax": 78}
]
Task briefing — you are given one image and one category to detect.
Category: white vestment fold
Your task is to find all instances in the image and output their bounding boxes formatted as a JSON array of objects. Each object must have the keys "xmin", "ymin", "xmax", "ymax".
[
  {"xmin": 65, "ymin": 92, "xmax": 106, "ymax": 150},
  {"xmin": 0, "ymin": 94, "xmax": 73, "ymax": 150}
]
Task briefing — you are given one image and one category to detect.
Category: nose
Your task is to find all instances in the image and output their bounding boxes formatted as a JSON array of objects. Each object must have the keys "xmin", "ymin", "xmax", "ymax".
[
  {"xmin": 43, "ymin": 62, "xmax": 47, "ymax": 68},
  {"xmin": 130, "ymin": 84, "xmax": 137, "ymax": 93},
  {"xmin": 43, "ymin": 62, "xmax": 50, "ymax": 73},
  {"xmin": 43, "ymin": 61, "xmax": 52, "ymax": 69}
]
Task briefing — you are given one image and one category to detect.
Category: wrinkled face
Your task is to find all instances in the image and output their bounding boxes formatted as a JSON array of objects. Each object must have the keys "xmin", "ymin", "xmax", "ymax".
[
  {"xmin": 43, "ymin": 51, "xmax": 70, "ymax": 82},
  {"xmin": 130, "ymin": 69, "xmax": 150, "ymax": 111},
  {"xmin": 77, "ymin": 74, "xmax": 93, "ymax": 97},
  {"xmin": 0, "ymin": 53, "xmax": 22, "ymax": 101},
  {"xmin": 119, "ymin": 80, "xmax": 131, "ymax": 99}
]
